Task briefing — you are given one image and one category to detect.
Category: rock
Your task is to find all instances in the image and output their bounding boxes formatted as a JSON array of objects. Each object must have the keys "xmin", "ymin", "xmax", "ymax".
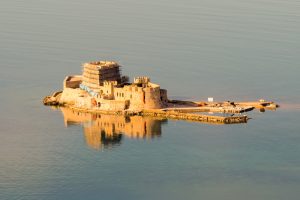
[{"xmin": 43, "ymin": 91, "xmax": 62, "ymax": 106}]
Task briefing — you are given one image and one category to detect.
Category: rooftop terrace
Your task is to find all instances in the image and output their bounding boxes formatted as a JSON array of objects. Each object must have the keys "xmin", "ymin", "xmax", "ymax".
[{"xmin": 83, "ymin": 61, "xmax": 120, "ymax": 70}]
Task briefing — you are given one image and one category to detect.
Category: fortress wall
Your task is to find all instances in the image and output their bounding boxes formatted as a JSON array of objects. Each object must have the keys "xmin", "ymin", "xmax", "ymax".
[
  {"xmin": 123, "ymin": 85, "xmax": 133, "ymax": 100},
  {"xmin": 160, "ymin": 89, "xmax": 168, "ymax": 105},
  {"xmin": 59, "ymin": 88, "xmax": 87, "ymax": 106},
  {"xmin": 113, "ymin": 85, "xmax": 145, "ymax": 110},
  {"xmin": 144, "ymin": 87, "xmax": 163, "ymax": 109},
  {"xmin": 129, "ymin": 86, "xmax": 145, "ymax": 110},
  {"xmin": 98, "ymin": 99, "xmax": 126, "ymax": 111},
  {"xmin": 101, "ymin": 82, "xmax": 115, "ymax": 99},
  {"xmin": 114, "ymin": 87, "xmax": 127, "ymax": 101},
  {"xmin": 74, "ymin": 96, "xmax": 92, "ymax": 108}
]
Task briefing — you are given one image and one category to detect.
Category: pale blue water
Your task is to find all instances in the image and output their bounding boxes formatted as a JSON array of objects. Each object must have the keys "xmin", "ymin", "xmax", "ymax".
[{"xmin": 1, "ymin": 0, "xmax": 300, "ymax": 199}]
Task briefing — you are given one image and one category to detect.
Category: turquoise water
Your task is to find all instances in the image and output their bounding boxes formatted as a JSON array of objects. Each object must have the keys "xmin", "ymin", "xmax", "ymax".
[{"xmin": 1, "ymin": 0, "xmax": 300, "ymax": 199}]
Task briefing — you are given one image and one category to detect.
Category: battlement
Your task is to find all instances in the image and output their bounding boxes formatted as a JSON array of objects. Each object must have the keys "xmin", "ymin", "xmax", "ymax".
[{"xmin": 134, "ymin": 76, "xmax": 150, "ymax": 84}]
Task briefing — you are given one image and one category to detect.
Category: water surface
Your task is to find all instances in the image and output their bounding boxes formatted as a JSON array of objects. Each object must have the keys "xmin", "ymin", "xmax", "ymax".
[{"xmin": 1, "ymin": 0, "xmax": 300, "ymax": 199}]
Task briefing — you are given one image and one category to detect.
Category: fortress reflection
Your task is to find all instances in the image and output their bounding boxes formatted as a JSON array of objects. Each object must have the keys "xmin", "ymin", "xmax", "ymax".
[{"xmin": 59, "ymin": 108, "xmax": 168, "ymax": 150}]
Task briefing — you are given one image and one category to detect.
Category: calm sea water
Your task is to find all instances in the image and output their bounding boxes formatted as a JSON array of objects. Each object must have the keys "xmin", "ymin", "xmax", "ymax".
[{"xmin": 1, "ymin": 0, "xmax": 299, "ymax": 199}]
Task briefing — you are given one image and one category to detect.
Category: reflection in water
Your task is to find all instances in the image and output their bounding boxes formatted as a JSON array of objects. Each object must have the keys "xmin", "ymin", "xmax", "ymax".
[{"xmin": 59, "ymin": 108, "xmax": 167, "ymax": 150}]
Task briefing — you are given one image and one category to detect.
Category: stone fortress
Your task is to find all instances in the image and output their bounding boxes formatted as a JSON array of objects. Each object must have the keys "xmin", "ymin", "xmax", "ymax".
[
  {"xmin": 44, "ymin": 60, "xmax": 278, "ymax": 124},
  {"xmin": 59, "ymin": 61, "xmax": 168, "ymax": 111}
]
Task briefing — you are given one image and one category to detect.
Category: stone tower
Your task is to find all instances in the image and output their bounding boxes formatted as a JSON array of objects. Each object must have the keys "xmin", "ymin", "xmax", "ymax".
[{"xmin": 81, "ymin": 61, "xmax": 121, "ymax": 92}]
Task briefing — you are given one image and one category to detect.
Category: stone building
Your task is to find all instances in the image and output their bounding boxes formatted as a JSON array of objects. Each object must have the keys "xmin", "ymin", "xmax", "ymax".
[{"xmin": 59, "ymin": 61, "xmax": 168, "ymax": 111}]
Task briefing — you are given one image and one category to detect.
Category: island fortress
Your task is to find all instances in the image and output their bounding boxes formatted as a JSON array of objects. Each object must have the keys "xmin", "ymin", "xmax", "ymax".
[
  {"xmin": 59, "ymin": 61, "xmax": 168, "ymax": 110},
  {"xmin": 44, "ymin": 60, "xmax": 278, "ymax": 124}
]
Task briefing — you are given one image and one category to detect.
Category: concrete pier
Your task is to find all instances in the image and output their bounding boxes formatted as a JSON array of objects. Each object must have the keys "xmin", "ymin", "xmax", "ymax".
[
  {"xmin": 161, "ymin": 106, "xmax": 254, "ymax": 113},
  {"xmin": 143, "ymin": 110, "xmax": 248, "ymax": 124}
]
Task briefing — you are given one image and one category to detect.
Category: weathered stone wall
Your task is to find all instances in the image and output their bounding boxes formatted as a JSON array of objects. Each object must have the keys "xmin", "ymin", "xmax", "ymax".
[
  {"xmin": 96, "ymin": 99, "xmax": 126, "ymax": 111},
  {"xmin": 74, "ymin": 96, "xmax": 92, "ymax": 109},
  {"xmin": 106, "ymin": 82, "xmax": 167, "ymax": 110},
  {"xmin": 129, "ymin": 86, "xmax": 145, "ymax": 110},
  {"xmin": 160, "ymin": 89, "xmax": 168, "ymax": 105},
  {"xmin": 144, "ymin": 87, "xmax": 163, "ymax": 109},
  {"xmin": 112, "ymin": 85, "xmax": 145, "ymax": 110},
  {"xmin": 59, "ymin": 88, "xmax": 87, "ymax": 105},
  {"xmin": 101, "ymin": 81, "xmax": 115, "ymax": 99}
]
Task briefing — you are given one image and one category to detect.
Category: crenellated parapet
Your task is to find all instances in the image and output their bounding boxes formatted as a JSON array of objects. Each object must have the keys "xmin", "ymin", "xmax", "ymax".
[{"xmin": 134, "ymin": 76, "xmax": 150, "ymax": 85}]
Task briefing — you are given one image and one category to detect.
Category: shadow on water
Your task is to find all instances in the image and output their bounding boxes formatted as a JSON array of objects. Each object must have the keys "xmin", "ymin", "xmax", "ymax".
[{"xmin": 58, "ymin": 107, "xmax": 168, "ymax": 150}]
